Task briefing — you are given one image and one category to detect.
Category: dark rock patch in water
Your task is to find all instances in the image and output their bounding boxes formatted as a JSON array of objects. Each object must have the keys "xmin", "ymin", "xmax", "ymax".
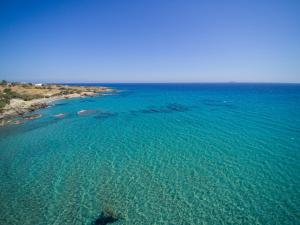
[
  {"xmin": 94, "ymin": 111, "xmax": 118, "ymax": 119},
  {"xmin": 80, "ymin": 99, "xmax": 96, "ymax": 103},
  {"xmin": 137, "ymin": 103, "xmax": 190, "ymax": 115},
  {"xmin": 54, "ymin": 102, "xmax": 69, "ymax": 107},
  {"xmin": 0, "ymin": 119, "xmax": 61, "ymax": 137},
  {"xmin": 166, "ymin": 103, "xmax": 189, "ymax": 112},
  {"xmin": 92, "ymin": 208, "xmax": 121, "ymax": 225},
  {"xmin": 128, "ymin": 103, "xmax": 191, "ymax": 117},
  {"xmin": 129, "ymin": 110, "xmax": 139, "ymax": 116},
  {"xmin": 140, "ymin": 107, "xmax": 170, "ymax": 114}
]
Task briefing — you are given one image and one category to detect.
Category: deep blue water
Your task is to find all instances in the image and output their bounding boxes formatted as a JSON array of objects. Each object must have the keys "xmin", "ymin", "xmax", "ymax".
[{"xmin": 0, "ymin": 83, "xmax": 300, "ymax": 224}]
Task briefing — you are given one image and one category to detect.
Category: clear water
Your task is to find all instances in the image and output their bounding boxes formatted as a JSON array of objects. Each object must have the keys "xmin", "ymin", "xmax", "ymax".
[{"xmin": 0, "ymin": 83, "xmax": 300, "ymax": 225}]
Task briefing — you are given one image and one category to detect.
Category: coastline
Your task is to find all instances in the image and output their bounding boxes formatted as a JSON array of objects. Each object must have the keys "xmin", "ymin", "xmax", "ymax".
[{"xmin": 0, "ymin": 85, "xmax": 115, "ymax": 126}]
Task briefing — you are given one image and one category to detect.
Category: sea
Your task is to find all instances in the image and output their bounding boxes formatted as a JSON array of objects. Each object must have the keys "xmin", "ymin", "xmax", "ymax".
[{"xmin": 0, "ymin": 83, "xmax": 300, "ymax": 225}]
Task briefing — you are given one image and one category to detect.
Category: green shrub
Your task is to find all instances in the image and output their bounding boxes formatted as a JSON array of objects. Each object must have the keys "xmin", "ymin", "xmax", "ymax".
[
  {"xmin": 3, "ymin": 89, "xmax": 22, "ymax": 99},
  {"xmin": 0, "ymin": 92, "xmax": 11, "ymax": 109},
  {"xmin": 21, "ymin": 94, "xmax": 43, "ymax": 101},
  {"xmin": 0, "ymin": 100, "xmax": 7, "ymax": 109},
  {"xmin": 3, "ymin": 88, "xmax": 12, "ymax": 93},
  {"xmin": 0, "ymin": 80, "xmax": 7, "ymax": 86}
]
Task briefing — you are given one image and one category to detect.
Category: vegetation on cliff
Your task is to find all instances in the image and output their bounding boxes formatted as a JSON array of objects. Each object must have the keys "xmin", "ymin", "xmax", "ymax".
[
  {"xmin": 0, "ymin": 80, "xmax": 113, "ymax": 112},
  {"xmin": 0, "ymin": 81, "xmax": 43, "ymax": 111}
]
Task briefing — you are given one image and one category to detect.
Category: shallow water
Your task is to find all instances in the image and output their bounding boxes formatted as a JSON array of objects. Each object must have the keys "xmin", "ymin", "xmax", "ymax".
[{"xmin": 1, "ymin": 83, "xmax": 300, "ymax": 225}]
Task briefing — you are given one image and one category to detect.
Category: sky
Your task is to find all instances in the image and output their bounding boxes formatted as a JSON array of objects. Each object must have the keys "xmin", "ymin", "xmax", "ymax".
[{"xmin": 0, "ymin": 0, "xmax": 300, "ymax": 83}]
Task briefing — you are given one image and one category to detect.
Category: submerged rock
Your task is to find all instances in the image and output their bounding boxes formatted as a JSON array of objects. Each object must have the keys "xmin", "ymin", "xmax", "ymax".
[
  {"xmin": 141, "ymin": 107, "xmax": 169, "ymax": 113},
  {"xmin": 138, "ymin": 103, "xmax": 190, "ymax": 115},
  {"xmin": 94, "ymin": 111, "xmax": 118, "ymax": 119},
  {"xmin": 23, "ymin": 114, "xmax": 42, "ymax": 120},
  {"xmin": 13, "ymin": 119, "xmax": 24, "ymax": 125},
  {"xmin": 166, "ymin": 103, "xmax": 189, "ymax": 112},
  {"xmin": 53, "ymin": 113, "xmax": 66, "ymax": 118},
  {"xmin": 4, "ymin": 119, "xmax": 24, "ymax": 125},
  {"xmin": 92, "ymin": 208, "xmax": 121, "ymax": 225},
  {"xmin": 54, "ymin": 102, "xmax": 69, "ymax": 107},
  {"xmin": 80, "ymin": 99, "xmax": 96, "ymax": 103},
  {"xmin": 77, "ymin": 109, "xmax": 98, "ymax": 116}
]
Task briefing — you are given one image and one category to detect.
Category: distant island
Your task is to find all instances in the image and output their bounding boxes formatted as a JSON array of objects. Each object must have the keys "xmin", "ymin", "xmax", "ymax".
[{"xmin": 0, "ymin": 80, "xmax": 115, "ymax": 126}]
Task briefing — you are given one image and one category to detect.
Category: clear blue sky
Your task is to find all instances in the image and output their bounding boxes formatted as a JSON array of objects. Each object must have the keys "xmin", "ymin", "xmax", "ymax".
[{"xmin": 0, "ymin": 0, "xmax": 300, "ymax": 83}]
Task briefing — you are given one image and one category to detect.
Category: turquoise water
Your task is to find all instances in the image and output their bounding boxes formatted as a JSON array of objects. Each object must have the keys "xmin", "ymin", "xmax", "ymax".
[{"xmin": 0, "ymin": 83, "xmax": 300, "ymax": 225}]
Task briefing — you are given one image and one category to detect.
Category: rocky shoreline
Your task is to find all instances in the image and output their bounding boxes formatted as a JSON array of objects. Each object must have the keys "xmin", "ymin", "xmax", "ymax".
[{"xmin": 0, "ymin": 87, "xmax": 115, "ymax": 126}]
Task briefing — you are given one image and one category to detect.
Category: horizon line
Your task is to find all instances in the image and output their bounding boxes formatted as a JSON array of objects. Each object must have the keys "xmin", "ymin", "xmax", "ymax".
[
  {"xmin": 56, "ymin": 81, "xmax": 300, "ymax": 85},
  {"xmin": 2, "ymin": 80, "xmax": 300, "ymax": 85}
]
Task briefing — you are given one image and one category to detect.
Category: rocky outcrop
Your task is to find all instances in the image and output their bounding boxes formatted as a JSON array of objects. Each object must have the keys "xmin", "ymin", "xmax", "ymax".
[
  {"xmin": 23, "ymin": 114, "xmax": 42, "ymax": 120},
  {"xmin": 53, "ymin": 113, "xmax": 66, "ymax": 118},
  {"xmin": 0, "ymin": 99, "xmax": 48, "ymax": 120},
  {"xmin": 0, "ymin": 85, "xmax": 116, "ymax": 126},
  {"xmin": 77, "ymin": 109, "xmax": 98, "ymax": 116}
]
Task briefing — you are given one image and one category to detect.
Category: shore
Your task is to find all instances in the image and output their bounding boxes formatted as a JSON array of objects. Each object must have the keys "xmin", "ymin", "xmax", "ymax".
[{"xmin": 0, "ymin": 84, "xmax": 115, "ymax": 126}]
